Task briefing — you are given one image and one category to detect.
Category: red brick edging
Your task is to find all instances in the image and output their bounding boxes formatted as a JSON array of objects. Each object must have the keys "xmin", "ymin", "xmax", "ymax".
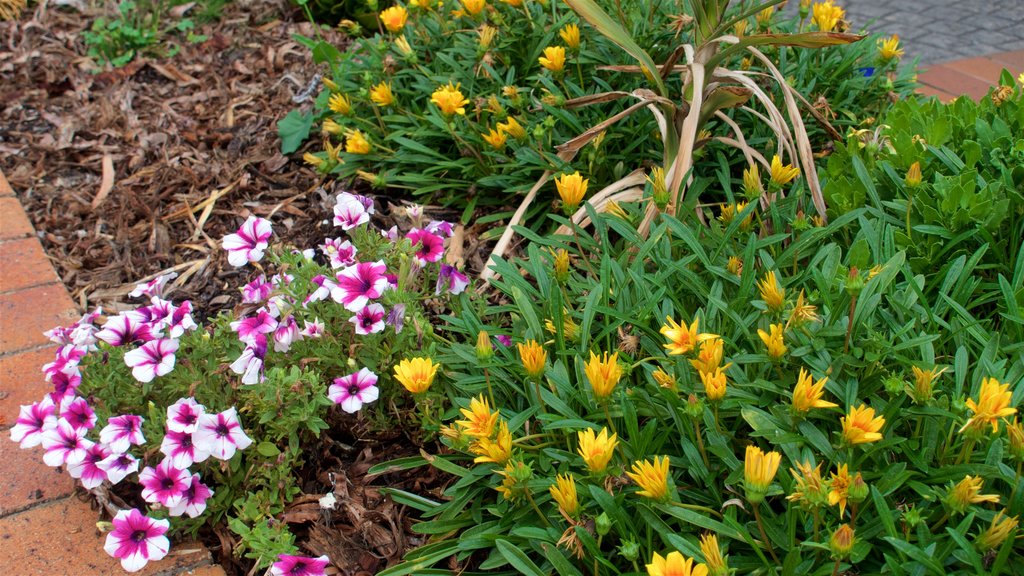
[
  {"xmin": 917, "ymin": 49, "xmax": 1023, "ymax": 101},
  {"xmin": 0, "ymin": 168, "xmax": 224, "ymax": 575}
]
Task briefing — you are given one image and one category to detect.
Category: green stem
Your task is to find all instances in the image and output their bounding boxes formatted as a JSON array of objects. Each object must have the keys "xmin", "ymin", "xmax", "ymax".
[
  {"xmin": 753, "ymin": 504, "xmax": 781, "ymax": 564},
  {"xmin": 693, "ymin": 419, "xmax": 710, "ymax": 468},
  {"xmin": 525, "ymin": 491, "xmax": 552, "ymax": 528}
]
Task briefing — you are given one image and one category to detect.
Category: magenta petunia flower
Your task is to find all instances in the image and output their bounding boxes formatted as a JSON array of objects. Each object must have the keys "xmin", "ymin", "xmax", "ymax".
[
  {"xmin": 242, "ymin": 274, "xmax": 272, "ymax": 303},
  {"xmin": 269, "ymin": 554, "xmax": 331, "ymax": 576},
  {"xmin": 328, "ymin": 368, "xmax": 379, "ymax": 413},
  {"xmin": 50, "ymin": 369, "xmax": 82, "ymax": 402},
  {"xmin": 100, "ymin": 415, "xmax": 146, "ymax": 454},
  {"xmin": 495, "ymin": 335, "xmax": 512, "ymax": 347},
  {"xmin": 166, "ymin": 301, "xmax": 198, "ymax": 339},
  {"xmin": 193, "ymin": 407, "xmax": 253, "ymax": 461},
  {"xmin": 167, "ymin": 473, "xmax": 213, "ymax": 518},
  {"xmin": 128, "ymin": 272, "xmax": 178, "ymax": 300},
  {"xmin": 273, "ymin": 315, "xmax": 301, "ymax": 353},
  {"xmin": 230, "ymin": 310, "xmax": 278, "ymax": 345},
  {"xmin": 350, "ymin": 303, "xmax": 386, "ymax": 336},
  {"xmin": 381, "ymin": 225, "xmax": 399, "ymax": 242},
  {"xmin": 97, "ymin": 451, "xmax": 140, "ymax": 485},
  {"xmin": 42, "ymin": 344, "xmax": 86, "ymax": 382},
  {"xmin": 139, "ymin": 459, "xmax": 190, "ymax": 508},
  {"xmin": 60, "ymin": 396, "xmax": 97, "ymax": 431},
  {"xmin": 133, "ymin": 298, "xmax": 174, "ymax": 328},
  {"xmin": 222, "ymin": 215, "xmax": 273, "ymax": 267},
  {"xmin": 41, "ymin": 419, "xmax": 93, "ymax": 467},
  {"xmin": 321, "ymin": 238, "xmax": 358, "ymax": 269},
  {"xmin": 301, "ymin": 318, "xmax": 325, "ymax": 338},
  {"xmin": 406, "ymin": 228, "xmax": 445, "ymax": 265},
  {"xmin": 304, "ymin": 275, "xmax": 336, "ymax": 306},
  {"xmin": 166, "ymin": 397, "xmax": 205, "ymax": 434},
  {"xmin": 67, "ymin": 442, "xmax": 111, "ymax": 489},
  {"xmin": 45, "ymin": 308, "xmax": 102, "ymax": 347},
  {"xmin": 160, "ymin": 429, "xmax": 210, "ymax": 469},
  {"xmin": 9, "ymin": 397, "xmax": 57, "ymax": 448},
  {"xmin": 103, "ymin": 508, "xmax": 171, "ymax": 573},
  {"xmin": 96, "ymin": 313, "xmax": 157, "ymax": 348},
  {"xmin": 333, "ymin": 192, "xmax": 371, "ymax": 230},
  {"xmin": 435, "ymin": 264, "xmax": 469, "ymax": 295},
  {"xmin": 332, "ymin": 260, "xmax": 388, "ymax": 312},
  {"xmin": 229, "ymin": 334, "xmax": 267, "ymax": 385},
  {"xmin": 427, "ymin": 220, "xmax": 454, "ymax": 238},
  {"xmin": 123, "ymin": 338, "xmax": 179, "ymax": 383}
]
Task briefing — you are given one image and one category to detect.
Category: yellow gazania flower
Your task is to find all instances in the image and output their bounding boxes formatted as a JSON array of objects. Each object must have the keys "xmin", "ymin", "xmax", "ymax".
[
  {"xmin": 1006, "ymin": 418, "xmax": 1024, "ymax": 461},
  {"xmin": 549, "ymin": 473, "xmax": 580, "ymax": 518},
  {"xmin": 472, "ymin": 420, "xmax": 512, "ymax": 464},
  {"xmin": 811, "ymin": 0, "xmax": 845, "ymax": 32},
  {"xmin": 909, "ymin": 365, "xmax": 946, "ymax": 404},
  {"xmin": 322, "ymin": 77, "xmax": 340, "ymax": 92},
  {"xmin": 744, "ymin": 445, "xmax": 781, "ymax": 504},
  {"xmin": 379, "ymin": 5, "xmax": 408, "ymax": 33},
  {"xmin": 947, "ymin": 475, "xmax": 1000, "ymax": 513},
  {"xmin": 878, "ymin": 34, "xmax": 903, "ymax": 61},
  {"xmin": 792, "ymin": 367, "xmax": 837, "ymax": 413},
  {"xmin": 733, "ymin": 19, "xmax": 748, "ymax": 37},
  {"xmin": 743, "ymin": 163, "xmax": 763, "ymax": 197},
  {"xmin": 495, "ymin": 459, "xmax": 531, "ymax": 501},
  {"xmin": 627, "ymin": 456, "xmax": 672, "ymax": 501},
  {"xmin": 718, "ymin": 202, "xmax": 751, "ymax": 229},
  {"xmin": 481, "ymin": 127, "xmax": 507, "ymax": 149},
  {"xmin": 577, "ymin": 427, "xmax": 617, "ymax": 474},
  {"xmin": 455, "ymin": 395, "xmax": 499, "ymax": 439},
  {"xmin": 828, "ymin": 463, "xmax": 852, "ymax": 517},
  {"xmin": 552, "ymin": 247, "xmax": 570, "ymax": 282},
  {"xmin": 560, "ymin": 23, "xmax": 581, "ymax": 50},
  {"xmin": 478, "ymin": 24, "xmax": 497, "ymax": 49},
  {"xmin": 545, "ymin": 315, "xmax": 579, "ymax": 341},
  {"xmin": 408, "ymin": 0, "xmax": 434, "ymax": 9},
  {"xmin": 369, "ymin": 81, "xmax": 394, "ymax": 107},
  {"xmin": 322, "ymin": 117, "xmax": 344, "ymax": 136},
  {"xmin": 757, "ymin": 324, "xmax": 787, "ymax": 360},
  {"xmin": 461, "ymin": 0, "xmax": 486, "ymax": 16},
  {"xmin": 652, "ymin": 367, "xmax": 678, "ymax": 392},
  {"xmin": 555, "ymin": 171, "xmax": 588, "ymax": 212},
  {"xmin": 726, "ymin": 256, "xmax": 743, "ymax": 277},
  {"xmin": 393, "ymin": 357, "xmax": 439, "ymax": 393},
  {"xmin": 700, "ymin": 368, "xmax": 727, "ymax": 402},
  {"xmin": 431, "ymin": 83, "xmax": 470, "ymax": 117},
  {"xmin": 699, "ymin": 534, "xmax": 727, "ymax": 576},
  {"xmin": 393, "ymin": 34, "xmax": 413, "ymax": 57},
  {"xmin": 538, "ymin": 45, "xmax": 566, "ymax": 73},
  {"xmin": 976, "ymin": 510, "xmax": 1019, "ymax": 552},
  {"xmin": 769, "ymin": 155, "xmax": 800, "ymax": 187},
  {"xmin": 585, "ymin": 351, "xmax": 622, "ymax": 399},
  {"xmin": 787, "ymin": 460, "xmax": 828, "ymax": 509},
  {"xmin": 497, "ymin": 116, "xmax": 526, "ymax": 140},
  {"xmin": 344, "ymin": 129, "xmax": 371, "ymax": 154},
  {"xmin": 646, "ymin": 551, "xmax": 708, "ymax": 576},
  {"xmin": 328, "ymin": 93, "xmax": 352, "ymax": 115},
  {"xmin": 788, "ymin": 290, "xmax": 820, "ymax": 328},
  {"xmin": 758, "ymin": 271, "xmax": 785, "ymax": 311},
  {"xmin": 841, "ymin": 404, "xmax": 885, "ymax": 445},
  {"xmin": 830, "ymin": 524, "xmax": 855, "ymax": 559},
  {"xmin": 689, "ymin": 337, "xmax": 725, "ymax": 374},
  {"xmin": 960, "ymin": 377, "xmax": 1017, "ymax": 434},
  {"xmin": 905, "ymin": 161, "xmax": 923, "ymax": 187},
  {"xmin": 517, "ymin": 339, "xmax": 547, "ymax": 379},
  {"xmin": 303, "ymin": 152, "xmax": 324, "ymax": 168},
  {"xmin": 500, "ymin": 0, "xmax": 523, "ymax": 6},
  {"xmin": 661, "ymin": 316, "xmax": 717, "ymax": 356}
]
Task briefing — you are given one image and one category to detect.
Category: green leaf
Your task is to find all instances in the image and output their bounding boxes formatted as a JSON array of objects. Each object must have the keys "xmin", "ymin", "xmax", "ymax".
[
  {"xmin": 495, "ymin": 539, "xmax": 547, "ymax": 576},
  {"xmin": 277, "ymin": 110, "xmax": 313, "ymax": 154},
  {"xmin": 255, "ymin": 441, "xmax": 280, "ymax": 457}
]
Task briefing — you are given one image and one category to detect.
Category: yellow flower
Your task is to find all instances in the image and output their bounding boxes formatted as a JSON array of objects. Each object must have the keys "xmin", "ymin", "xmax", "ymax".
[
  {"xmin": 328, "ymin": 93, "xmax": 352, "ymax": 115},
  {"xmin": 545, "ymin": 315, "xmax": 579, "ymax": 341},
  {"xmin": 500, "ymin": 0, "xmax": 523, "ymax": 6},
  {"xmin": 689, "ymin": 337, "xmax": 725, "ymax": 374},
  {"xmin": 370, "ymin": 81, "xmax": 394, "ymax": 107},
  {"xmin": 661, "ymin": 316, "xmax": 716, "ymax": 356},
  {"xmin": 394, "ymin": 34, "xmax": 413, "ymax": 56},
  {"xmin": 757, "ymin": 324, "xmax": 787, "ymax": 360},
  {"xmin": 472, "ymin": 420, "xmax": 512, "ymax": 464},
  {"xmin": 431, "ymin": 82, "xmax": 470, "ymax": 117},
  {"xmin": 905, "ymin": 161, "xmax": 922, "ymax": 187},
  {"xmin": 482, "ymin": 127, "xmax": 507, "ymax": 149},
  {"xmin": 718, "ymin": 202, "xmax": 751, "ymax": 230},
  {"xmin": 455, "ymin": 395, "xmax": 499, "ymax": 439},
  {"xmin": 552, "ymin": 247, "xmax": 570, "ymax": 282},
  {"xmin": 792, "ymin": 367, "xmax": 837, "ymax": 413},
  {"xmin": 726, "ymin": 256, "xmax": 743, "ymax": 277},
  {"xmin": 812, "ymin": 0, "xmax": 845, "ymax": 32},
  {"xmin": 495, "ymin": 459, "xmax": 532, "ymax": 501},
  {"xmin": 769, "ymin": 155, "xmax": 800, "ymax": 187},
  {"xmin": 827, "ymin": 463, "xmax": 852, "ymax": 517},
  {"xmin": 322, "ymin": 77, "xmax": 340, "ymax": 92},
  {"xmin": 478, "ymin": 24, "xmax": 497, "ymax": 49},
  {"xmin": 787, "ymin": 290, "xmax": 819, "ymax": 327},
  {"xmin": 539, "ymin": 45, "xmax": 566, "ymax": 73},
  {"xmin": 303, "ymin": 152, "xmax": 324, "ymax": 168},
  {"xmin": 909, "ymin": 365, "xmax": 946, "ymax": 404},
  {"xmin": 549, "ymin": 473, "xmax": 580, "ymax": 518},
  {"xmin": 322, "ymin": 117, "xmax": 344, "ymax": 135},
  {"xmin": 517, "ymin": 339, "xmax": 547, "ymax": 379},
  {"xmin": 755, "ymin": 6, "xmax": 774, "ymax": 27},
  {"xmin": 461, "ymin": 0, "xmax": 486, "ymax": 16},
  {"xmin": 878, "ymin": 34, "xmax": 903, "ymax": 61},
  {"xmin": 700, "ymin": 368, "xmax": 727, "ymax": 402},
  {"xmin": 652, "ymin": 367, "xmax": 677, "ymax": 392},
  {"xmin": 947, "ymin": 476, "xmax": 1000, "ymax": 513},
  {"xmin": 646, "ymin": 551, "xmax": 708, "ymax": 576},
  {"xmin": 1007, "ymin": 418, "xmax": 1024, "ymax": 461},
  {"xmin": 344, "ymin": 129, "xmax": 371, "ymax": 154},
  {"xmin": 555, "ymin": 171, "xmax": 588, "ymax": 212},
  {"xmin": 379, "ymin": 5, "xmax": 408, "ymax": 32},
  {"xmin": 976, "ymin": 510, "xmax": 1019, "ymax": 552},
  {"xmin": 829, "ymin": 524, "xmax": 855, "ymax": 559},
  {"xmin": 627, "ymin": 456, "xmax": 672, "ymax": 502},
  {"xmin": 699, "ymin": 534, "xmax": 727, "ymax": 576},
  {"xmin": 408, "ymin": 0, "xmax": 434, "ymax": 8},
  {"xmin": 585, "ymin": 351, "xmax": 622, "ymax": 399},
  {"xmin": 393, "ymin": 357, "xmax": 439, "ymax": 393},
  {"xmin": 577, "ymin": 427, "xmax": 617, "ymax": 474},
  {"xmin": 647, "ymin": 165, "xmax": 669, "ymax": 208},
  {"xmin": 744, "ymin": 445, "xmax": 781, "ymax": 504},
  {"xmin": 841, "ymin": 404, "xmax": 885, "ymax": 445},
  {"xmin": 497, "ymin": 116, "xmax": 526, "ymax": 140},
  {"xmin": 960, "ymin": 377, "xmax": 1017, "ymax": 434},
  {"xmin": 758, "ymin": 271, "xmax": 785, "ymax": 311},
  {"xmin": 787, "ymin": 461, "xmax": 828, "ymax": 509},
  {"xmin": 560, "ymin": 23, "xmax": 580, "ymax": 50}
]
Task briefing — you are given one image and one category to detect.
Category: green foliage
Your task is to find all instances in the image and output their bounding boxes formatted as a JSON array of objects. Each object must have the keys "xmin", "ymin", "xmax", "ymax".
[{"xmin": 83, "ymin": 0, "xmax": 214, "ymax": 67}]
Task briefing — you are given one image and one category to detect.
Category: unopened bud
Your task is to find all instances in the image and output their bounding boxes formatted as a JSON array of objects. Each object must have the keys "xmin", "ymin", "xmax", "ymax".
[
  {"xmin": 905, "ymin": 162, "xmax": 922, "ymax": 187},
  {"xmin": 595, "ymin": 512, "xmax": 612, "ymax": 536},
  {"xmin": 829, "ymin": 524, "xmax": 855, "ymax": 559}
]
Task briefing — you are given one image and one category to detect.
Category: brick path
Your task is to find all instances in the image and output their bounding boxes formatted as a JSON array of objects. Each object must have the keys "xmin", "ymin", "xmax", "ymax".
[
  {"xmin": 0, "ymin": 168, "xmax": 224, "ymax": 576},
  {"xmin": 917, "ymin": 49, "xmax": 1024, "ymax": 101}
]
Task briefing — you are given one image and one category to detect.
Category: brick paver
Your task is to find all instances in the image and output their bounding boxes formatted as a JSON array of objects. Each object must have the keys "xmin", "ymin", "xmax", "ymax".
[
  {"xmin": 0, "ymin": 438, "xmax": 75, "ymax": 516},
  {"xmin": 0, "ymin": 237, "xmax": 60, "ymax": 294},
  {"xmin": 0, "ymin": 283, "xmax": 78, "ymax": 354},
  {"xmin": 918, "ymin": 49, "xmax": 1023, "ymax": 100},
  {"xmin": 0, "ymin": 348, "xmax": 55, "ymax": 427}
]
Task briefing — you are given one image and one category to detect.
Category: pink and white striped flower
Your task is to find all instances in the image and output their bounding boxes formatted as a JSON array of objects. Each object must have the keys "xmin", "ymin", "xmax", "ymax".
[
  {"xmin": 332, "ymin": 260, "xmax": 388, "ymax": 312},
  {"xmin": 350, "ymin": 303, "xmax": 386, "ymax": 336},
  {"xmin": 269, "ymin": 555, "xmax": 331, "ymax": 576},
  {"xmin": 96, "ymin": 313, "xmax": 157, "ymax": 347},
  {"xmin": 50, "ymin": 370, "xmax": 82, "ymax": 401},
  {"xmin": 273, "ymin": 315, "xmax": 301, "ymax": 352},
  {"xmin": 304, "ymin": 275, "xmax": 336, "ymax": 306},
  {"xmin": 42, "ymin": 345, "xmax": 86, "ymax": 381},
  {"xmin": 386, "ymin": 303, "xmax": 406, "ymax": 334},
  {"xmin": 320, "ymin": 238, "xmax": 357, "ymax": 269},
  {"xmin": 222, "ymin": 216, "xmax": 273, "ymax": 267},
  {"xmin": 333, "ymin": 192, "xmax": 371, "ymax": 230},
  {"xmin": 128, "ymin": 273, "xmax": 178, "ymax": 300},
  {"xmin": 67, "ymin": 442, "xmax": 111, "ymax": 489},
  {"xmin": 99, "ymin": 415, "xmax": 146, "ymax": 453},
  {"xmin": 60, "ymin": 396, "xmax": 97, "ymax": 431},
  {"xmin": 193, "ymin": 407, "xmax": 252, "ymax": 461},
  {"xmin": 134, "ymin": 298, "xmax": 175, "ymax": 328},
  {"xmin": 166, "ymin": 300, "xmax": 198, "ymax": 338},
  {"xmin": 436, "ymin": 264, "xmax": 469, "ymax": 295},
  {"xmin": 381, "ymin": 225, "xmax": 399, "ymax": 242},
  {"xmin": 230, "ymin": 334, "xmax": 267, "ymax": 385},
  {"xmin": 160, "ymin": 429, "xmax": 210, "ymax": 469},
  {"xmin": 139, "ymin": 459, "xmax": 190, "ymax": 508},
  {"xmin": 103, "ymin": 508, "xmax": 171, "ymax": 573},
  {"xmin": 242, "ymin": 275, "xmax": 272, "ymax": 303},
  {"xmin": 123, "ymin": 338, "xmax": 179, "ymax": 383},
  {"xmin": 328, "ymin": 368, "xmax": 379, "ymax": 413},
  {"xmin": 167, "ymin": 473, "xmax": 213, "ymax": 518},
  {"xmin": 427, "ymin": 220, "xmax": 454, "ymax": 238},
  {"xmin": 98, "ymin": 451, "xmax": 140, "ymax": 485},
  {"xmin": 301, "ymin": 318, "xmax": 325, "ymax": 338},
  {"xmin": 167, "ymin": 398, "xmax": 205, "ymax": 434},
  {"xmin": 406, "ymin": 228, "xmax": 445, "ymax": 265},
  {"xmin": 9, "ymin": 397, "xmax": 57, "ymax": 448},
  {"xmin": 45, "ymin": 308, "xmax": 102, "ymax": 347},
  {"xmin": 41, "ymin": 419, "xmax": 93, "ymax": 466},
  {"xmin": 230, "ymin": 310, "xmax": 278, "ymax": 345}
]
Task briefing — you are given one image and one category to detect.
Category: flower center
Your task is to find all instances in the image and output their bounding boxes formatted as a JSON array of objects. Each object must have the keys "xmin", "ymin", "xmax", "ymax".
[
  {"xmin": 348, "ymin": 385, "xmax": 360, "ymax": 396},
  {"xmin": 215, "ymin": 423, "xmax": 230, "ymax": 437},
  {"xmin": 132, "ymin": 530, "xmax": 148, "ymax": 543}
]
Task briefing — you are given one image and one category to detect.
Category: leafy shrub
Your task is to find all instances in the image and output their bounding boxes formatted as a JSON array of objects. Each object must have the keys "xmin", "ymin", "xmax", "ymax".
[{"xmin": 84, "ymin": 0, "xmax": 213, "ymax": 67}]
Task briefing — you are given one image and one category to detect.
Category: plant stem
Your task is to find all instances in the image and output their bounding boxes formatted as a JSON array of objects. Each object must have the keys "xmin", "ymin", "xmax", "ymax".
[
  {"xmin": 831, "ymin": 559, "xmax": 841, "ymax": 576},
  {"xmin": 525, "ymin": 491, "xmax": 551, "ymax": 528},
  {"xmin": 844, "ymin": 294, "xmax": 857, "ymax": 353},
  {"xmin": 603, "ymin": 401, "xmax": 616, "ymax": 435},
  {"xmin": 693, "ymin": 419, "xmax": 710, "ymax": 468},
  {"xmin": 484, "ymin": 367, "xmax": 494, "ymax": 405},
  {"xmin": 753, "ymin": 504, "xmax": 781, "ymax": 564}
]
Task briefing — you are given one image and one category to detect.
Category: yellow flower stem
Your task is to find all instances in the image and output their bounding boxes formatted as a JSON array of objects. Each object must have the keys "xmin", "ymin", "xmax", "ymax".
[
  {"xmin": 513, "ymin": 433, "xmax": 553, "ymax": 444},
  {"xmin": 370, "ymin": 103, "xmax": 387, "ymax": 133},
  {"xmin": 844, "ymin": 294, "xmax": 857, "ymax": 353},
  {"xmin": 753, "ymin": 504, "xmax": 781, "ymax": 564},
  {"xmin": 831, "ymin": 559, "xmax": 841, "ymax": 576},
  {"xmin": 954, "ymin": 438, "xmax": 976, "ymax": 466},
  {"xmin": 444, "ymin": 120, "xmax": 485, "ymax": 165},
  {"xmin": 484, "ymin": 367, "xmax": 494, "ymax": 406},
  {"xmin": 602, "ymin": 400, "xmax": 616, "ymax": 436},
  {"xmin": 571, "ymin": 225, "xmax": 598, "ymax": 278},
  {"xmin": 693, "ymin": 419, "xmax": 710, "ymax": 468},
  {"xmin": 905, "ymin": 189, "xmax": 913, "ymax": 238},
  {"xmin": 533, "ymin": 378, "xmax": 549, "ymax": 415},
  {"xmin": 1009, "ymin": 461, "xmax": 1022, "ymax": 503},
  {"xmin": 930, "ymin": 510, "xmax": 949, "ymax": 533},
  {"xmin": 525, "ymin": 491, "xmax": 552, "ymax": 528},
  {"xmin": 519, "ymin": 4, "xmax": 534, "ymax": 28},
  {"xmin": 628, "ymin": 356, "xmax": 660, "ymax": 370},
  {"xmin": 576, "ymin": 60, "xmax": 584, "ymax": 89},
  {"xmin": 812, "ymin": 508, "xmax": 822, "ymax": 543}
]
